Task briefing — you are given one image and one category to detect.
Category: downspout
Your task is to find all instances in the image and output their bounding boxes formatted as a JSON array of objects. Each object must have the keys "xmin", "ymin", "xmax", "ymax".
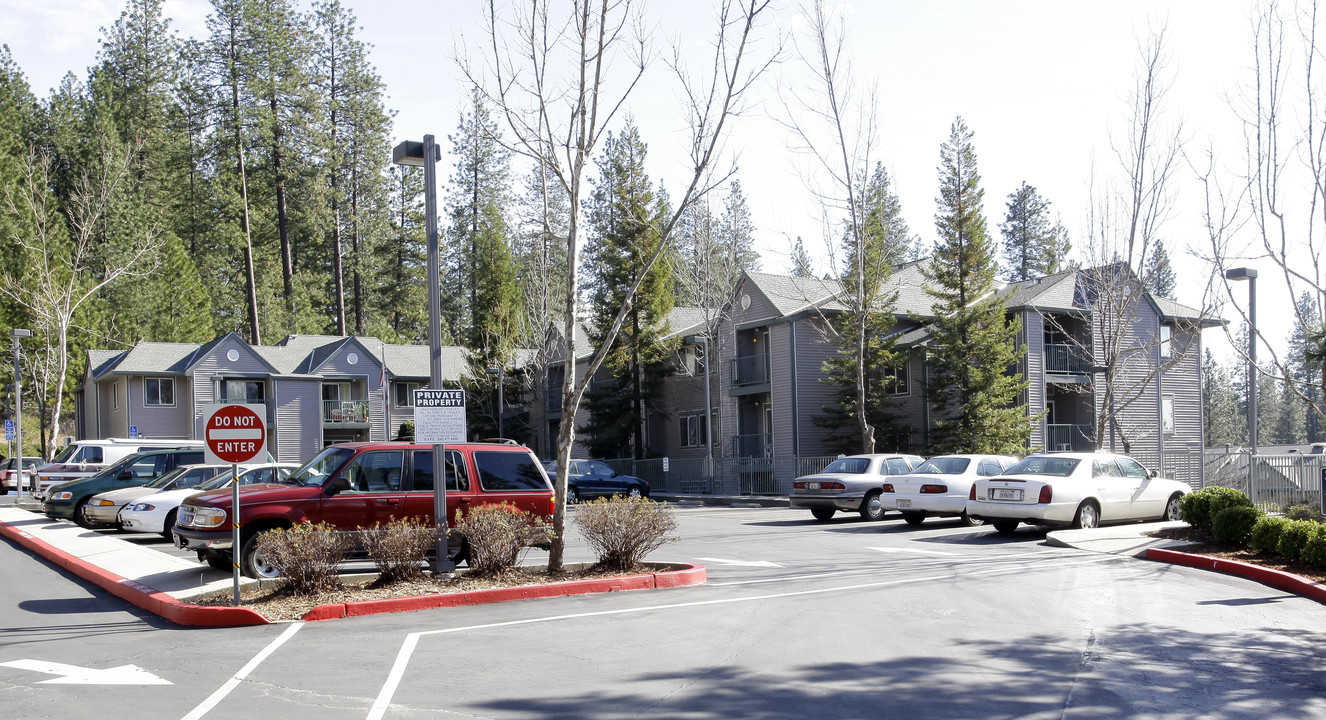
[
  {"xmin": 788, "ymin": 319, "xmax": 799, "ymax": 457},
  {"xmin": 921, "ymin": 349, "xmax": 930, "ymax": 449},
  {"xmin": 1156, "ymin": 320, "xmax": 1165, "ymax": 469}
]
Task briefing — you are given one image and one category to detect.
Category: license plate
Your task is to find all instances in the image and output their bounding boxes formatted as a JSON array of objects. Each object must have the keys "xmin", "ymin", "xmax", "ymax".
[
  {"xmin": 896, "ymin": 499, "xmax": 911, "ymax": 508},
  {"xmin": 807, "ymin": 482, "xmax": 820, "ymax": 491},
  {"xmin": 992, "ymin": 488, "xmax": 1023, "ymax": 501}
]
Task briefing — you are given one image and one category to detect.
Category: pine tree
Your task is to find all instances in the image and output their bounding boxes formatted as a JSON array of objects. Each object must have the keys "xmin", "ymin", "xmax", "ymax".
[
  {"xmin": 790, "ymin": 236, "xmax": 814, "ymax": 277},
  {"xmin": 1286, "ymin": 291, "xmax": 1325, "ymax": 442},
  {"xmin": 716, "ymin": 180, "xmax": 761, "ymax": 276},
  {"xmin": 368, "ymin": 165, "xmax": 430, "ymax": 343},
  {"xmin": 923, "ymin": 117, "xmax": 1032, "ymax": 454},
  {"xmin": 581, "ymin": 123, "xmax": 676, "ymax": 459},
  {"xmin": 814, "ymin": 163, "xmax": 910, "ymax": 453},
  {"xmin": 999, "ymin": 182, "xmax": 1071, "ymax": 281},
  {"xmin": 1144, "ymin": 242, "xmax": 1177, "ymax": 299},
  {"xmin": 0, "ymin": 45, "xmax": 42, "ymax": 328},
  {"xmin": 1202, "ymin": 349, "xmax": 1242, "ymax": 446}
]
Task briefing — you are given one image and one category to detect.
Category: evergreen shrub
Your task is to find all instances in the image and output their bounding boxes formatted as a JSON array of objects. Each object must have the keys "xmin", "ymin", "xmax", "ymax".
[
  {"xmin": 1181, "ymin": 487, "xmax": 1252, "ymax": 530},
  {"xmin": 1301, "ymin": 530, "xmax": 1326, "ymax": 568},
  {"xmin": 1247, "ymin": 516, "xmax": 1288, "ymax": 553},
  {"xmin": 1211, "ymin": 505, "xmax": 1261, "ymax": 545},
  {"xmin": 1275, "ymin": 520, "xmax": 1324, "ymax": 561}
]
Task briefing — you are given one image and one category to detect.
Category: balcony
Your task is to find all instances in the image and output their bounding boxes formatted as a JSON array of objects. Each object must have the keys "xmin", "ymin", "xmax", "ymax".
[
  {"xmin": 731, "ymin": 432, "xmax": 772, "ymax": 458},
  {"xmin": 1046, "ymin": 423, "xmax": 1094, "ymax": 452},
  {"xmin": 323, "ymin": 400, "xmax": 369, "ymax": 425},
  {"xmin": 729, "ymin": 353, "xmax": 769, "ymax": 391},
  {"xmin": 1044, "ymin": 343, "xmax": 1092, "ymax": 377}
]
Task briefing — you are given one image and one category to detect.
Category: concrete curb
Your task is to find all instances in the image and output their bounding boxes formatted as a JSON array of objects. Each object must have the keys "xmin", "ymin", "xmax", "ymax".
[
  {"xmin": 301, "ymin": 564, "xmax": 708, "ymax": 622},
  {"xmin": 1145, "ymin": 548, "xmax": 1326, "ymax": 605},
  {"xmin": 0, "ymin": 518, "xmax": 270, "ymax": 628}
]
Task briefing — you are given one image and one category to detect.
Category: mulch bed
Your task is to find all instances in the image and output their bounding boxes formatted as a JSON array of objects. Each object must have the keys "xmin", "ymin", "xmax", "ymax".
[{"xmin": 1147, "ymin": 526, "xmax": 1326, "ymax": 584}]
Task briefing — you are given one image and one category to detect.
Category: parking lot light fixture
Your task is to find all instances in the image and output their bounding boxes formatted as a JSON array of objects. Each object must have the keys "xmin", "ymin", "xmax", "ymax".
[{"xmin": 1226, "ymin": 267, "xmax": 1258, "ymax": 500}]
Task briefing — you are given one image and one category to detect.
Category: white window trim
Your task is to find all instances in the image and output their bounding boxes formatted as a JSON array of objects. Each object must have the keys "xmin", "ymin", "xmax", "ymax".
[
  {"xmin": 143, "ymin": 377, "xmax": 176, "ymax": 408},
  {"xmin": 1162, "ymin": 393, "xmax": 1175, "ymax": 435},
  {"xmin": 1160, "ymin": 324, "xmax": 1173, "ymax": 359}
]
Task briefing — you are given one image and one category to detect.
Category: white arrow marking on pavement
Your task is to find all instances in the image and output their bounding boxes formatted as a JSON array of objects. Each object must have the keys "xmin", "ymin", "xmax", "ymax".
[
  {"xmin": 0, "ymin": 659, "xmax": 172, "ymax": 685},
  {"xmin": 694, "ymin": 557, "xmax": 783, "ymax": 568},
  {"xmin": 868, "ymin": 547, "xmax": 958, "ymax": 556}
]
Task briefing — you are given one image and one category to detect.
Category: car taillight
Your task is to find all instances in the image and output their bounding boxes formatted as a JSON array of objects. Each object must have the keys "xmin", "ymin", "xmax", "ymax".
[
  {"xmin": 920, "ymin": 484, "xmax": 947, "ymax": 494},
  {"xmin": 822, "ymin": 481, "xmax": 846, "ymax": 490},
  {"xmin": 881, "ymin": 483, "xmax": 894, "ymax": 493},
  {"xmin": 969, "ymin": 485, "xmax": 976, "ymax": 500},
  {"xmin": 1038, "ymin": 485, "xmax": 1053, "ymax": 503},
  {"xmin": 550, "ymin": 494, "xmax": 557, "ymax": 516},
  {"xmin": 793, "ymin": 481, "xmax": 807, "ymax": 489}
]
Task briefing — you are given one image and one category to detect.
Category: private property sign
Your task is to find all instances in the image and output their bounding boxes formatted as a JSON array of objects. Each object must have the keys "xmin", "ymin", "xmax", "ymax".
[
  {"xmin": 413, "ymin": 389, "xmax": 466, "ymax": 443},
  {"xmin": 203, "ymin": 404, "xmax": 267, "ymax": 465}
]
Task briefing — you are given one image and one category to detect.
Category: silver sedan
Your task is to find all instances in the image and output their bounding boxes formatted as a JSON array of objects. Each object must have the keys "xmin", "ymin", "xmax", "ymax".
[{"xmin": 790, "ymin": 454, "xmax": 925, "ymax": 521}]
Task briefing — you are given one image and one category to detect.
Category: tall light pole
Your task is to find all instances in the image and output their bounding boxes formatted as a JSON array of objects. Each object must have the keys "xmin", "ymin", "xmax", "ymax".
[
  {"xmin": 487, "ymin": 366, "xmax": 504, "ymax": 438},
  {"xmin": 1226, "ymin": 267, "xmax": 1257, "ymax": 499},
  {"xmin": 393, "ymin": 136, "xmax": 452, "ymax": 574},
  {"xmin": 11, "ymin": 329, "xmax": 30, "ymax": 499},
  {"xmin": 685, "ymin": 334, "xmax": 713, "ymax": 491}
]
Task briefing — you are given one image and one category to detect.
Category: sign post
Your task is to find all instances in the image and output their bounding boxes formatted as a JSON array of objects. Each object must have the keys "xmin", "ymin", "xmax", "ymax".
[
  {"xmin": 203, "ymin": 404, "xmax": 267, "ymax": 604},
  {"xmin": 414, "ymin": 389, "xmax": 466, "ymax": 574}
]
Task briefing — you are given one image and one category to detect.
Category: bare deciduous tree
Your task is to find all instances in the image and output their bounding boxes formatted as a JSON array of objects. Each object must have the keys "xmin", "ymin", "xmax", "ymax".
[
  {"xmin": 0, "ymin": 146, "xmax": 161, "ymax": 453},
  {"xmin": 464, "ymin": 0, "xmax": 776, "ymax": 571}
]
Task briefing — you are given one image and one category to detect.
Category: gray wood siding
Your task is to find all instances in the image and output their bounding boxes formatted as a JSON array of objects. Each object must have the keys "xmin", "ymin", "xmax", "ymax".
[
  {"xmin": 792, "ymin": 317, "xmax": 841, "ymax": 456},
  {"xmin": 890, "ymin": 350, "xmax": 929, "ymax": 451},
  {"xmin": 125, "ymin": 376, "xmax": 192, "ymax": 439},
  {"xmin": 1095, "ymin": 302, "xmax": 1163, "ymax": 455},
  {"xmin": 658, "ymin": 369, "xmax": 712, "ymax": 459},
  {"xmin": 768, "ymin": 322, "xmax": 790, "ymax": 456},
  {"xmin": 274, "ymin": 378, "xmax": 322, "ymax": 462},
  {"xmin": 80, "ymin": 370, "xmax": 99, "ymax": 439},
  {"xmin": 1024, "ymin": 311, "xmax": 1046, "ymax": 449},
  {"xmin": 1164, "ymin": 327, "xmax": 1203, "ymax": 452}
]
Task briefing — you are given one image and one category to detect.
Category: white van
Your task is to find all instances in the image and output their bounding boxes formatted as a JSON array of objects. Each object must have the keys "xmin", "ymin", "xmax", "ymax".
[{"xmin": 32, "ymin": 438, "xmax": 205, "ymax": 499}]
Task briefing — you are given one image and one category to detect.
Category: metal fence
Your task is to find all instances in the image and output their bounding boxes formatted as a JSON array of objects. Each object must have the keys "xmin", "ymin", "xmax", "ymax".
[{"xmin": 1198, "ymin": 451, "xmax": 1326, "ymax": 511}]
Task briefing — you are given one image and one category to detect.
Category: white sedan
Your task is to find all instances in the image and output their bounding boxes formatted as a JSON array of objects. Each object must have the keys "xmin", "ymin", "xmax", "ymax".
[
  {"xmin": 965, "ymin": 452, "xmax": 1188, "ymax": 534},
  {"xmin": 119, "ymin": 463, "xmax": 299, "ymax": 539},
  {"xmin": 879, "ymin": 454, "xmax": 1019, "ymax": 526}
]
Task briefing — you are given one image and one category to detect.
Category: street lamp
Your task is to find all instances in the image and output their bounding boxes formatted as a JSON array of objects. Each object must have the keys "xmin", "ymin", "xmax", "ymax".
[
  {"xmin": 684, "ymin": 334, "xmax": 714, "ymax": 491},
  {"xmin": 393, "ymin": 136, "xmax": 452, "ymax": 574},
  {"xmin": 1226, "ymin": 267, "xmax": 1258, "ymax": 499},
  {"xmin": 486, "ymin": 366, "xmax": 504, "ymax": 438},
  {"xmin": 11, "ymin": 328, "xmax": 30, "ymax": 499}
]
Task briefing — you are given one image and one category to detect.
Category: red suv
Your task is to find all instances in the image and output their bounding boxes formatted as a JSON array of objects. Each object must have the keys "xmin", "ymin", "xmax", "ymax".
[{"xmin": 173, "ymin": 441, "xmax": 555, "ymax": 578}]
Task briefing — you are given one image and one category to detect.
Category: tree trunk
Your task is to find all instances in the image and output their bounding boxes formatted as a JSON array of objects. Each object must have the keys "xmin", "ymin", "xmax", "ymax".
[{"xmin": 272, "ymin": 96, "xmax": 295, "ymax": 327}]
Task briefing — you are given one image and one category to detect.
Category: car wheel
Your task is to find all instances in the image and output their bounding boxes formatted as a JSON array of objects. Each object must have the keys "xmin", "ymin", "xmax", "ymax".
[
  {"xmin": 959, "ymin": 511, "xmax": 984, "ymax": 527},
  {"xmin": 1162, "ymin": 493, "xmax": 1183, "ymax": 522},
  {"xmin": 810, "ymin": 507, "xmax": 836, "ymax": 522},
  {"xmin": 627, "ymin": 485, "xmax": 644, "ymax": 499},
  {"xmin": 567, "ymin": 485, "xmax": 579, "ymax": 504},
  {"xmin": 993, "ymin": 519, "xmax": 1020, "ymax": 534},
  {"xmin": 240, "ymin": 532, "xmax": 282, "ymax": 579},
  {"xmin": 206, "ymin": 553, "xmax": 232, "ymax": 571},
  {"xmin": 902, "ymin": 512, "xmax": 925, "ymax": 527},
  {"xmin": 1073, "ymin": 501, "xmax": 1101, "ymax": 530},
  {"xmin": 160, "ymin": 509, "xmax": 178, "ymax": 541},
  {"xmin": 73, "ymin": 498, "xmax": 97, "ymax": 529},
  {"xmin": 859, "ymin": 490, "xmax": 886, "ymax": 521}
]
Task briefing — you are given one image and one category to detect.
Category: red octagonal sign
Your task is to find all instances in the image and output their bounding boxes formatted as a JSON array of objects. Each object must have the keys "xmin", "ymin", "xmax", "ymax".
[{"xmin": 204, "ymin": 404, "xmax": 267, "ymax": 464}]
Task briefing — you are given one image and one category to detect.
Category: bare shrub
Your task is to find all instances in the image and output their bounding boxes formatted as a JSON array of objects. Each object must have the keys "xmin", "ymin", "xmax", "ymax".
[
  {"xmin": 453, "ymin": 503, "xmax": 554, "ymax": 575},
  {"xmin": 253, "ymin": 522, "xmax": 350, "ymax": 594},
  {"xmin": 574, "ymin": 497, "xmax": 680, "ymax": 572},
  {"xmin": 361, "ymin": 518, "xmax": 435, "ymax": 583}
]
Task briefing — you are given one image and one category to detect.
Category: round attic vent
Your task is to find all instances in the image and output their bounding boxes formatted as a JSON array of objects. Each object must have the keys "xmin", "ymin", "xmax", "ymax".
[
  {"xmin": 226, "ymin": 349, "xmax": 239, "ymax": 362},
  {"xmin": 740, "ymin": 294, "xmax": 751, "ymax": 311},
  {"xmin": 348, "ymin": 352, "xmax": 359, "ymax": 365}
]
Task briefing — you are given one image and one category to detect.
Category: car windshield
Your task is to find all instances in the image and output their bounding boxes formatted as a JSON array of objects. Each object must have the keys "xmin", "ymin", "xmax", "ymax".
[
  {"xmin": 196, "ymin": 473, "xmax": 235, "ymax": 492},
  {"xmin": 1005, "ymin": 456, "xmax": 1081, "ymax": 477},
  {"xmin": 90, "ymin": 453, "xmax": 143, "ymax": 481},
  {"xmin": 286, "ymin": 447, "xmax": 356, "ymax": 486},
  {"xmin": 821, "ymin": 458, "xmax": 870, "ymax": 474},
  {"xmin": 51, "ymin": 445, "xmax": 78, "ymax": 463},
  {"xmin": 144, "ymin": 467, "xmax": 190, "ymax": 489},
  {"xmin": 913, "ymin": 457, "xmax": 971, "ymax": 475}
]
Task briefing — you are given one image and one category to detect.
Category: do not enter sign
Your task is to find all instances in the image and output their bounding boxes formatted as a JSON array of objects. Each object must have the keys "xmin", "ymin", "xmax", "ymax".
[{"xmin": 203, "ymin": 404, "xmax": 267, "ymax": 465}]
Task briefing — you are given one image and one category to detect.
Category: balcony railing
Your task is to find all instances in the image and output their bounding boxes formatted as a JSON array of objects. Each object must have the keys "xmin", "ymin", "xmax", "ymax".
[
  {"xmin": 323, "ymin": 400, "xmax": 369, "ymax": 424},
  {"xmin": 1046, "ymin": 423, "xmax": 1095, "ymax": 452},
  {"xmin": 1044, "ymin": 343, "xmax": 1092, "ymax": 374},
  {"xmin": 732, "ymin": 432, "xmax": 772, "ymax": 458},
  {"xmin": 730, "ymin": 353, "xmax": 770, "ymax": 387}
]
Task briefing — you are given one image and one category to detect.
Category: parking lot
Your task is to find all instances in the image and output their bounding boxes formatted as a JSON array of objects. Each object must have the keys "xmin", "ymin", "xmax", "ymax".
[{"xmin": 2, "ymin": 499, "xmax": 1325, "ymax": 719}]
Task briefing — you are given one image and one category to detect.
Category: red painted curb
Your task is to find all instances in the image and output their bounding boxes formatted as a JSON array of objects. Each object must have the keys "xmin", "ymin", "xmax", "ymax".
[
  {"xmin": 0, "ymin": 518, "xmax": 270, "ymax": 627},
  {"xmin": 1145, "ymin": 548, "xmax": 1326, "ymax": 605},
  {"xmin": 301, "ymin": 563, "xmax": 709, "ymax": 622}
]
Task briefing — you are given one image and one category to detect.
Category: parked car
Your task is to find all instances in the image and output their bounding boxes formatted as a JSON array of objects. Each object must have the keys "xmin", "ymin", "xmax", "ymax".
[
  {"xmin": 965, "ymin": 452, "xmax": 1188, "ymax": 534},
  {"xmin": 120, "ymin": 463, "xmax": 300, "ymax": 539},
  {"xmin": 42, "ymin": 447, "xmax": 207, "ymax": 528},
  {"xmin": 32, "ymin": 439, "xmax": 205, "ymax": 499},
  {"xmin": 790, "ymin": 454, "xmax": 926, "ymax": 521},
  {"xmin": 0, "ymin": 456, "xmax": 45, "ymax": 494},
  {"xmin": 173, "ymin": 441, "xmax": 555, "ymax": 578},
  {"xmin": 82, "ymin": 464, "xmax": 243, "ymax": 528},
  {"xmin": 542, "ymin": 460, "xmax": 649, "ymax": 502},
  {"xmin": 880, "ymin": 454, "xmax": 1020, "ymax": 527}
]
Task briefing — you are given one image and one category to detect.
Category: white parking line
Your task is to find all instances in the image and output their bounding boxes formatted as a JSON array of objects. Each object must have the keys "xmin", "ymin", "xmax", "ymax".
[
  {"xmin": 179, "ymin": 622, "xmax": 304, "ymax": 720},
  {"xmin": 869, "ymin": 547, "xmax": 959, "ymax": 556}
]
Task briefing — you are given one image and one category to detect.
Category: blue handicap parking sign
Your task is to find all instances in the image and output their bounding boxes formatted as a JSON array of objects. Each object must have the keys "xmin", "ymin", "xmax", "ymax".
[
  {"xmin": 4, "ymin": 419, "xmax": 12, "ymax": 441},
  {"xmin": 129, "ymin": 425, "xmax": 139, "ymax": 439}
]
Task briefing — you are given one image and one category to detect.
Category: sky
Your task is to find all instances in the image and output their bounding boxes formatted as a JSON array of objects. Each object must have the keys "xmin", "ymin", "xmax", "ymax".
[{"xmin": 0, "ymin": 0, "xmax": 1304, "ymax": 364}]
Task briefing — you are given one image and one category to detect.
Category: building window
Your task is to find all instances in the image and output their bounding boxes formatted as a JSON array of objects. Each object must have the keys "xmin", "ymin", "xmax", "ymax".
[
  {"xmin": 680, "ymin": 344, "xmax": 706, "ymax": 376},
  {"xmin": 221, "ymin": 379, "xmax": 265, "ymax": 402},
  {"xmin": 144, "ymin": 378, "xmax": 175, "ymax": 407},
  {"xmin": 1162, "ymin": 394, "xmax": 1175, "ymax": 435},
  {"xmin": 112, "ymin": 381, "xmax": 120, "ymax": 410},
  {"xmin": 1160, "ymin": 325, "xmax": 1173, "ymax": 359},
  {"xmin": 395, "ymin": 381, "xmax": 424, "ymax": 407},
  {"xmin": 679, "ymin": 412, "xmax": 711, "ymax": 448},
  {"xmin": 884, "ymin": 362, "xmax": 909, "ymax": 396}
]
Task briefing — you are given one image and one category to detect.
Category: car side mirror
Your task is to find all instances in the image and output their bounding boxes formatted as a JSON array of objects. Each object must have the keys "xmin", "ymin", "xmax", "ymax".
[
  {"xmin": 1149, "ymin": 469, "xmax": 1159, "ymax": 478},
  {"xmin": 325, "ymin": 477, "xmax": 350, "ymax": 496},
  {"xmin": 118, "ymin": 470, "xmax": 133, "ymax": 481}
]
